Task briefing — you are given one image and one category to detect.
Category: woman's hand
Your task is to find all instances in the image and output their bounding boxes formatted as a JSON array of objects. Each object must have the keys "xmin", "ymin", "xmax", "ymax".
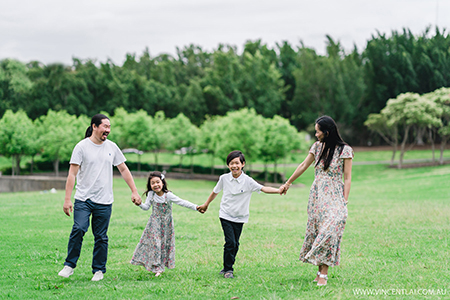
[{"xmin": 279, "ymin": 183, "xmax": 291, "ymax": 195}]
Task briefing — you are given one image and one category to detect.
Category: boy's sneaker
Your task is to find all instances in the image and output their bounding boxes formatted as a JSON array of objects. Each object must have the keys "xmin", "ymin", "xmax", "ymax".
[
  {"xmin": 91, "ymin": 271, "xmax": 104, "ymax": 281},
  {"xmin": 224, "ymin": 271, "xmax": 234, "ymax": 279},
  {"xmin": 58, "ymin": 266, "xmax": 74, "ymax": 278},
  {"xmin": 219, "ymin": 269, "xmax": 226, "ymax": 275}
]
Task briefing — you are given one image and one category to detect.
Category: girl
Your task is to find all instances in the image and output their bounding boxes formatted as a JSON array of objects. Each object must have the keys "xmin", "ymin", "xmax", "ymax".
[
  {"xmin": 280, "ymin": 115, "xmax": 353, "ymax": 286},
  {"xmin": 130, "ymin": 171, "xmax": 202, "ymax": 277}
]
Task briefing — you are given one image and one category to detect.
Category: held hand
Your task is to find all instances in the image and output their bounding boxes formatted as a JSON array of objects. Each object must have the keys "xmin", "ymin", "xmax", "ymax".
[
  {"xmin": 63, "ymin": 200, "xmax": 73, "ymax": 217},
  {"xmin": 131, "ymin": 191, "xmax": 142, "ymax": 206},
  {"xmin": 197, "ymin": 203, "xmax": 208, "ymax": 213},
  {"xmin": 279, "ymin": 184, "xmax": 290, "ymax": 195}
]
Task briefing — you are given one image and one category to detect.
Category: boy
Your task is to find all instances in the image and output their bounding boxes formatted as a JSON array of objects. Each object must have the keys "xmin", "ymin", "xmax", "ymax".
[{"xmin": 197, "ymin": 150, "xmax": 280, "ymax": 278}]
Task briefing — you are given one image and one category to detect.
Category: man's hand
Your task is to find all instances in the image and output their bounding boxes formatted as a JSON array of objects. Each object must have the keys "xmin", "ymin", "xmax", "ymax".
[
  {"xmin": 63, "ymin": 199, "xmax": 73, "ymax": 216},
  {"xmin": 132, "ymin": 191, "xmax": 142, "ymax": 206}
]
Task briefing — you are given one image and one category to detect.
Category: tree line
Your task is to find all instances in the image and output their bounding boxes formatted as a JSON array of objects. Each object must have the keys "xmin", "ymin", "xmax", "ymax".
[
  {"xmin": 0, "ymin": 108, "xmax": 305, "ymax": 178},
  {"xmin": 1, "ymin": 27, "xmax": 450, "ymax": 145}
]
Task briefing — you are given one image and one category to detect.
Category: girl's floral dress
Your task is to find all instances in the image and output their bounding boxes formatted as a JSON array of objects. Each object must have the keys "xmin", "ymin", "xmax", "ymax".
[
  {"xmin": 130, "ymin": 191, "xmax": 197, "ymax": 273},
  {"xmin": 299, "ymin": 141, "xmax": 354, "ymax": 267}
]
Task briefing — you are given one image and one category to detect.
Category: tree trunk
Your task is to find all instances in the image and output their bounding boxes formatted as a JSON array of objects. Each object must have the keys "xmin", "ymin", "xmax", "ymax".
[
  {"xmin": 54, "ymin": 159, "xmax": 60, "ymax": 177},
  {"xmin": 154, "ymin": 150, "xmax": 159, "ymax": 170},
  {"xmin": 15, "ymin": 155, "xmax": 21, "ymax": 176},
  {"xmin": 440, "ymin": 138, "xmax": 448, "ymax": 165},
  {"xmin": 264, "ymin": 164, "xmax": 268, "ymax": 182},
  {"xmin": 389, "ymin": 127, "xmax": 398, "ymax": 166},
  {"xmin": 398, "ymin": 125, "xmax": 411, "ymax": 169},
  {"xmin": 429, "ymin": 128, "xmax": 435, "ymax": 162},
  {"xmin": 30, "ymin": 156, "xmax": 34, "ymax": 174},
  {"xmin": 274, "ymin": 161, "xmax": 278, "ymax": 183},
  {"xmin": 416, "ymin": 127, "xmax": 425, "ymax": 145},
  {"xmin": 390, "ymin": 146, "xmax": 397, "ymax": 166},
  {"xmin": 11, "ymin": 157, "xmax": 15, "ymax": 176}
]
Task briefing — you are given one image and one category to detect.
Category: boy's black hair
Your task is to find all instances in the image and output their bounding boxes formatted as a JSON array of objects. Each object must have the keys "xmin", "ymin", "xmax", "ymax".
[
  {"xmin": 143, "ymin": 171, "xmax": 169, "ymax": 196},
  {"xmin": 226, "ymin": 150, "xmax": 245, "ymax": 165}
]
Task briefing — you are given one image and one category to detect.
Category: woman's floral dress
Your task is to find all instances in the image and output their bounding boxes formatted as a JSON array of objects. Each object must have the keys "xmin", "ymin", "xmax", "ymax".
[
  {"xmin": 299, "ymin": 141, "xmax": 354, "ymax": 267},
  {"xmin": 130, "ymin": 192, "xmax": 197, "ymax": 273}
]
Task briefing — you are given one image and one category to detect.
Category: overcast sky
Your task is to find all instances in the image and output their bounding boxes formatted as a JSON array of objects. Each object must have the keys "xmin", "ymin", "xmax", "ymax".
[{"xmin": 1, "ymin": 0, "xmax": 449, "ymax": 65}]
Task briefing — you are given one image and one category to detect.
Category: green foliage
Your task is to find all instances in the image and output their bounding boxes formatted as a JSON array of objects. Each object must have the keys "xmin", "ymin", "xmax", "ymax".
[
  {"xmin": 2, "ymin": 27, "xmax": 450, "ymax": 147},
  {"xmin": 36, "ymin": 110, "xmax": 81, "ymax": 175},
  {"xmin": 362, "ymin": 27, "xmax": 450, "ymax": 119},
  {"xmin": 0, "ymin": 110, "xmax": 34, "ymax": 175},
  {"xmin": 201, "ymin": 48, "xmax": 244, "ymax": 116},
  {"xmin": 166, "ymin": 113, "xmax": 199, "ymax": 166},
  {"xmin": 213, "ymin": 108, "xmax": 264, "ymax": 162},
  {"xmin": 240, "ymin": 48, "xmax": 285, "ymax": 117},
  {"xmin": 260, "ymin": 115, "xmax": 300, "ymax": 164},
  {"xmin": 366, "ymin": 90, "xmax": 446, "ymax": 167},
  {"xmin": 110, "ymin": 108, "xmax": 153, "ymax": 151}
]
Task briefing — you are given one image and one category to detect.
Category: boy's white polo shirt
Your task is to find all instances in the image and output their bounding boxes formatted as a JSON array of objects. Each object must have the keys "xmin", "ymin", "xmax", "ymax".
[{"xmin": 213, "ymin": 171, "xmax": 263, "ymax": 223}]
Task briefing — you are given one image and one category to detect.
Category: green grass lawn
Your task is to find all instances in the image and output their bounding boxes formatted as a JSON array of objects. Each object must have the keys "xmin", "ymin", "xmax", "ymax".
[{"xmin": 1, "ymin": 160, "xmax": 449, "ymax": 299}]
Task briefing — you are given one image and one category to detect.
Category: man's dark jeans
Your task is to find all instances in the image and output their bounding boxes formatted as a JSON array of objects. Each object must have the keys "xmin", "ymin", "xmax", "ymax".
[{"xmin": 64, "ymin": 199, "xmax": 112, "ymax": 274}]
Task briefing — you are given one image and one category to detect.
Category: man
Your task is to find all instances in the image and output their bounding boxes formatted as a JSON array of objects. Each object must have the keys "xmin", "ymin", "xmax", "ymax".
[{"xmin": 58, "ymin": 114, "xmax": 142, "ymax": 281}]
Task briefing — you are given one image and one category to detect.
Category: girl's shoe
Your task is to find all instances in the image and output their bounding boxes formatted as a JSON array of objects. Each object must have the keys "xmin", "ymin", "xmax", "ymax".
[
  {"xmin": 317, "ymin": 274, "xmax": 328, "ymax": 286},
  {"xmin": 155, "ymin": 272, "xmax": 162, "ymax": 277},
  {"xmin": 313, "ymin": 271, "xmax": 321, "ymax": 282}
]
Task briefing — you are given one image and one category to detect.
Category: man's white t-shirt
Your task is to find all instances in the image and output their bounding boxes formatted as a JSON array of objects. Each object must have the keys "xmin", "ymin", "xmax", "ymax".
[
  {"xmin": 70, "ymin": 138, "xmax": 126, "ymax": 205},
  {"xmin": 213, "ymin": 172, "xmax": 263, "ymax": 223}
]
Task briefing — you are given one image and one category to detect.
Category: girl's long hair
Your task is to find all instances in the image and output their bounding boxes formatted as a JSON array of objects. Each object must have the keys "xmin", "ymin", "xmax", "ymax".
[
  {"xmin": 315, "ymin": 116, "xmax": 347, "ymax": 171},
  {"xmin": 85, "ymin": 114, "xmax": 109, "ymax": 138},
  {"xmin": 144, "ymin": 171, "xmax": 169, "ymax": 196}
]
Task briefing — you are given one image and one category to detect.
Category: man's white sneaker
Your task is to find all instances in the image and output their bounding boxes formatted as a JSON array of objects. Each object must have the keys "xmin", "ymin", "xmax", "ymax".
[
  {"xmin": 58, "ymin": 266, "xmax": 74, "ymax": 278},
  {"xmin": 91, "ymin": 271, "xmax": 104, "ymax": 281}
]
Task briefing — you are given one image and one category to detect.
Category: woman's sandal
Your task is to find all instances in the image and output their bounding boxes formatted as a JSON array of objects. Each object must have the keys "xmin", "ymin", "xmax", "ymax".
[
  {"xmin": 313, "ymin": 271, "xmax": 321, "ymax": 282},
  {"xmin": 317, "ymin": 273, "xmax": 328, "ymax": 286}
]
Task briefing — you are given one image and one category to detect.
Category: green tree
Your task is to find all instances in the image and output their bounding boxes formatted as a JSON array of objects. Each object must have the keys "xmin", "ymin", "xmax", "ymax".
[
  {"xmin": 166, "ymin": 113, "xmax": 199, "ymax": 170},
  {"xmin": 276, "ymin": 41, "xmax": 299, "ymax": 121},
  {"xmin": 239, "ymin": 50, "xmax": 285, "ymax": 117},
  {"xmin": 425, "ymin": 87, "xmax": 450, "ymax": 164},
  {"xmin": 214, "ymin": 108, "xmax": 264, "ymax": 168},
  {"xmin": 180, "ymin": 78, "xmax": 208, "ymax": 125},
  {"xmin": 0, "ymin": 60, "xmax": 33, "ymax": 117},
  {"xmin": 36, "ymin": 110, "xmax": 80, "ymax": 176},
  {"xmin": 365, "ymin": 113, "xmax": 399, "ymax": 165},
  {"xmin": 378, "ymin": 93, "xmax": 442, "ymax": 168},
  {"xmin": 198, "ymin": 115, "xmax": 224, "ymax": 174},
  {"xmin": 0, "ymin": 110, "xmax": 34, "ymax": 175},
  {"xmin": 260, "ymin": 115, "xmax": 301, "ymax": 182},
  {"xmin": 201, "ymin": 47, "xmax": 243, "ymax": 115}
]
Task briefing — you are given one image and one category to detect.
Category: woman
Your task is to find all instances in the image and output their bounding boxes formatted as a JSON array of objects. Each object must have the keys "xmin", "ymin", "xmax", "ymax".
[{"xmin": 280, "ymin": 116, "xmax": 353, "ymax": 286}]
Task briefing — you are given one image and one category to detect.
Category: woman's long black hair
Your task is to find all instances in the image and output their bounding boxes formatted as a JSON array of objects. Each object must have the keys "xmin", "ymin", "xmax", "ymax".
[
  {"xmin": 85, "ymin": 114, "xmax": 109, "ymax": 138},
  {"xmin": 315, "ymin": 116, "xmax": 347, "ymax": 171},
  {"xmin": 144, "ymin": 171, "xmax": 169, "ymax": 196}
]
